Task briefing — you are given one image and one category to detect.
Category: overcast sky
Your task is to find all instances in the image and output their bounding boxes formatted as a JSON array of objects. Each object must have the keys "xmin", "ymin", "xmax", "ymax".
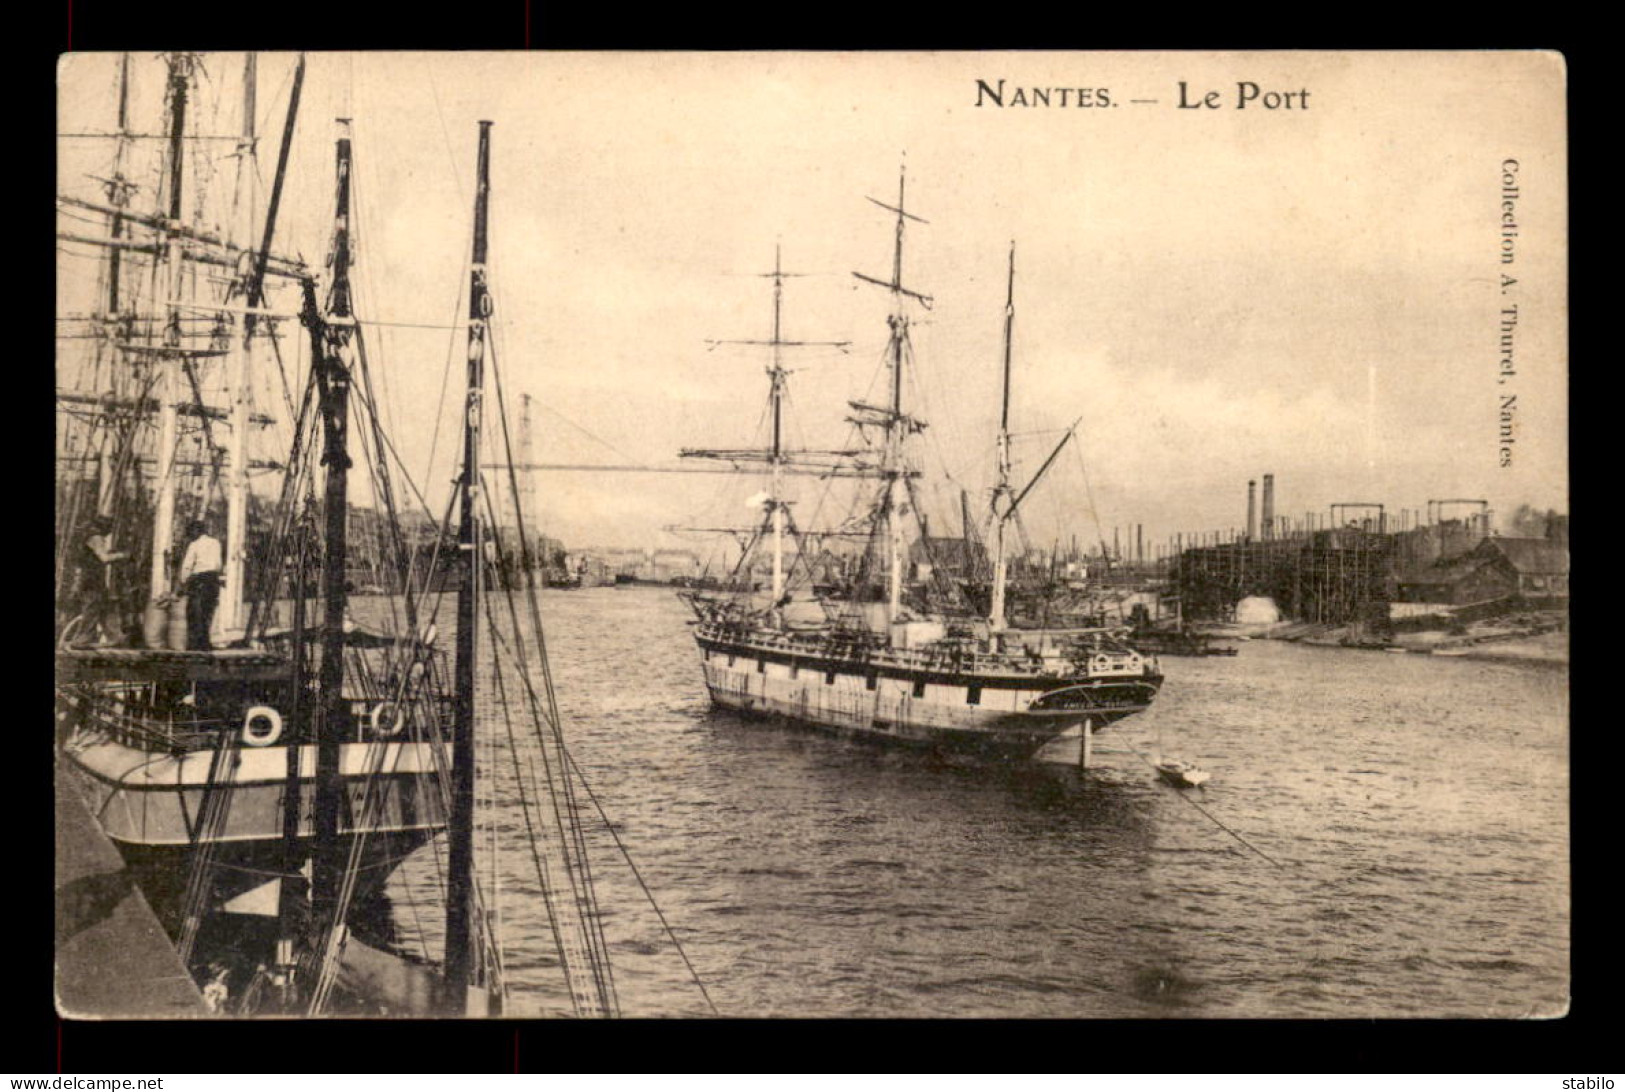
[{"xmin": 58, "ymin": 52, "xmax": 1567, "ymax": 558}]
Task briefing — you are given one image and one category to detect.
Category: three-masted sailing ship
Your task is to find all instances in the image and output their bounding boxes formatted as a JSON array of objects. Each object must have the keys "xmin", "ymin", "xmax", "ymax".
[
  {"xmin": 56, "ymin": 53, "xmax": 701, "ymax": 1018},
  {"xmin": 679, "ymin": 171, "xmax": 1163, "ymax": 764}
]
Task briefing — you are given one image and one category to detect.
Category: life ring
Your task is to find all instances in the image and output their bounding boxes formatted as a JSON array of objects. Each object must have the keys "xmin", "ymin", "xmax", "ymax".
[
  {"xmin": 242, "ymin": 706, "xmax": 283, "ymax": 747},
  {"xmin": 1089, "ymin": 653, "xmax": 1113, "ymax": 674},
  {"xmin": 369, "ymin": 701, "xmax": 405, "ymax": 738}
]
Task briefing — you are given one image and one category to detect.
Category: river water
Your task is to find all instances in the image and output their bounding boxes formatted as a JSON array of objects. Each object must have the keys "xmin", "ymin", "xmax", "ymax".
[{"xmin": 382, "ymin": 586, "xmax": 1569, "ymax": 1019}]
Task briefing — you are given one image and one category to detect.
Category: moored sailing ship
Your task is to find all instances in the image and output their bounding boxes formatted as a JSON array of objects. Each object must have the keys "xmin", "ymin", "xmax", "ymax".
[
  {"xmin": 57, "ymin": 59, "xmax": 458, "ymax": 1010},
  {"xmin": 56, "ymin": 53, "xmax": 704, "ymax": 1018},
  {"xmin": 680, "ymin": 171, "xmax": 1162, "ymax": 763}
]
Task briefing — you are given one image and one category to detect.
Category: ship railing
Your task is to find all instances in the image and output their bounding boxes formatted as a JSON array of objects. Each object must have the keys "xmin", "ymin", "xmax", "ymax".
[
  {"xmin": 341, "ymin": 642, "xmax": 456, "ymax": 745},
  {"xmin": 703, "ymin": 618, "xmax": 1166, "ymax": 679},
  {"xmin": 75, "ymin": 699, "xmax": 451, "ymax": 751},
  {"xmin": 704, "ymin": 623, "xmax": 1163, "ymax": 681},
  {"xmin": 62, "ymin": 685, "xmax": 453, "ymax": 753},
  {"xmin": 341, "ymin": 694, "xmax": 456, "ymax": 745},
  {"xmin": 699, "ymin": 621, "xmax": 1089, "ymax": 679},
  {"xmin": 69, "ymin": 694, "xmax": 228, "ymax": 753}
]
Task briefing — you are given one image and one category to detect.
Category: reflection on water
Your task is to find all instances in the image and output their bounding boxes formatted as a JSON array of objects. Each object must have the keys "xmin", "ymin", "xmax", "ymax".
[{"xmin": 372, "ymin": 588, "xmax": 1568, "ymax": 1018}]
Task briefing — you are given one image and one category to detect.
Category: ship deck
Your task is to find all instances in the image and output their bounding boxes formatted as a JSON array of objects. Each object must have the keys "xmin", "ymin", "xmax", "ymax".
[
  {"xmin": 697, "ymin": 622, "xmax": 1151, "ymax": 683},
  {"xmin": 54, "ymin": 761, "xmax": 208, "ymax": 1018},
  {"xmin": 56, "ymin": 646, "xmax": 290, "ymax": 683}
]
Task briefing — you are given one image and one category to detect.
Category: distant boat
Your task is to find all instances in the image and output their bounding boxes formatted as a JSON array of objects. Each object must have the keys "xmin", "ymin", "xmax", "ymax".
[
  {"xmin": 1155, "ymin": 761, "xmax": 1210, "ymax": 789},
  {"xmin": 1128, "ymin": 624, "xmax": 1240, "ymax": 657}
]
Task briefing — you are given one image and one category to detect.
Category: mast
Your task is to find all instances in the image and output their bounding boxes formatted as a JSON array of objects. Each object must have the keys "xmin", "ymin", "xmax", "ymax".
[
  {"xmin": 684, "ymin": 247, "xmax": 849, "ymax": 619},
  {"xmin": 95, "ymin": 53, "xmax": 134, "ymax": 521},
  {"xmin": 310, "ymin": 118, "xmax": 357, "ymax": 934},
  {"xmin": 277, "ymin": 535, "xmax": 310, "ymax": 1002},
  {"xmin": 246, "ymin": 54, "xmax": 305, "ymax": 318},
  {"xmin": 148, "ymin": 53, "xmax": 195, "ymax": 604},
  {"xmin": 853, "ymin": 165, "xmax": 931, "ymax": 631},
  {"xmin": 520, "ymin": 392, "xmax": 537, "ymax": 581},
  {"xmin": 104, "ymin": 52, "xmax": 131, "ymax": 319},
  {"xmin": 768, "ymin": 247, "xmax": 786, "ymax": 612},
  {"xmin": 983, "ymin": 245, "xmax": 1079, "ymax": 633},
  {"xmin": 221, "ymin": 53, "xmax": 258, "ymax": 637},
  {"xmin": 989, "ymin": 242, "xmax": 1015, "ymax": 634},
  {"xmin": 445, "ymin": 119, "xmax": 493, "ymax": 1013}
]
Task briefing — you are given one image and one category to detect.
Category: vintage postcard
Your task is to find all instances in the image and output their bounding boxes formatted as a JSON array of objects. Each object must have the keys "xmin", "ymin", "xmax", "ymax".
[{"xmin": 56, "ymin": 51, "xmax": 1566, "ymax": 1019}]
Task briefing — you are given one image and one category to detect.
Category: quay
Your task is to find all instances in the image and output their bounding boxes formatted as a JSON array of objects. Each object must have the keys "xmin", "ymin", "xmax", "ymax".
[{"xmin": 55, "ymin": 761, "xmax": 207, "ymax": 1018}]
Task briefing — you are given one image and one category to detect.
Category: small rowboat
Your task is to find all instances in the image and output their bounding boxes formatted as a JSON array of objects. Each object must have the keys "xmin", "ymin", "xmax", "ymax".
[{"xmin": 1155, "ymin": 761, "xmax": 1210, "ymax": 789}]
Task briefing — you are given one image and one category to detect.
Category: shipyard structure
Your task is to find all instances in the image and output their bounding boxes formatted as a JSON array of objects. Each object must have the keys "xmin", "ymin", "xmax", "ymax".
[{"xmin": 1167, "ymin": 477, "xmax": 1568, "ymax": 631}]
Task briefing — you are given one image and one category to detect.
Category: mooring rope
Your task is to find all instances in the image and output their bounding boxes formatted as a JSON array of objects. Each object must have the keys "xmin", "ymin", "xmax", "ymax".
[{"xmin": 1117, "ymin": 737, "xmax": 1286, "ymax": 869}]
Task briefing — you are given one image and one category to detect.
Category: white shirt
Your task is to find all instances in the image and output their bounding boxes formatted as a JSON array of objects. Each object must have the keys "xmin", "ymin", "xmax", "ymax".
[{"xmin": 180, "ymin": 534, "xmax": 223, "ymax": 582}]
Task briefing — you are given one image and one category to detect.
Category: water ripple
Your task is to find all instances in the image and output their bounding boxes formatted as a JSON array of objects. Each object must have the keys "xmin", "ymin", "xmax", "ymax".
[{"xmin": 367, "ymin": 589, "xmax": 1568, "ymax": 1018}]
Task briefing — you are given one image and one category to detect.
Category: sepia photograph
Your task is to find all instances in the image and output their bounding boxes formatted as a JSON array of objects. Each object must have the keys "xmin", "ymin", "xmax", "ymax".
[{"xmin": 54, "ymin": 50, "xmax": 1567, "ymax": 1020}]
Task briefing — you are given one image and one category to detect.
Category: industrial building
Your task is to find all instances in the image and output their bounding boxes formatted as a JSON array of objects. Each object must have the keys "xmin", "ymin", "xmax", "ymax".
[
  {"xmin": 1171, "ymin": 477, "xmax": 1568, "ymax": 627},
  {"xmin": 1397, "ymin": 536, "xmax": 1570, "ymax": 608}
]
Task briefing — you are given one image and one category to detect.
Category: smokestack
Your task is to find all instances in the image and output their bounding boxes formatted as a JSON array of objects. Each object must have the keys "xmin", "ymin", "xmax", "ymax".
[
  {"xmin": 1247, "ymin": 480, "xmax": 1257, "ymax": 541},
  {"xmin": 1261, "ymin": 474, "xmax": 1275, "ymax": 541}
]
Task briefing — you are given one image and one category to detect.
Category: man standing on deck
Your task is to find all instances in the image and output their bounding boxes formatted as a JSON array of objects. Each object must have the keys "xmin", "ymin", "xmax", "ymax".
[
  {"xmin": 179, "ymin": 518, "xmax": 223, "ymax": 651},
  {"xmin": 75, "ymin": 515, "xmax": 129, "ymax": 646}
]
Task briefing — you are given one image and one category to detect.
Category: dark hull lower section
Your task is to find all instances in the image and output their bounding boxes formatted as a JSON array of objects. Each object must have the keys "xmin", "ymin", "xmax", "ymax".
[
  {"xmin": 116, "ymin": 829, "xmax": 436, "ymax": 936},
  {"xmin": 711, "ymin": 696, "xmax": 1107, "ymax": 761},
  {"xmin": 701, "ymin": 646, "xmax": 1160, "ymax": 762},
  {"xmin": 60, "ymin": 754, "xmax": 440, "ymax": 1014},
  {"xmin": 117, "ymin": 829, "xmax": 437, "ymax": 1014}
]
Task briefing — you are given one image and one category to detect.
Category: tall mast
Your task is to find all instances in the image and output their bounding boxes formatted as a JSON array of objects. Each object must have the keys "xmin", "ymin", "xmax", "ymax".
[
  {"xmin": 221, "ymin": 53, "xmax": 258, "ymax": 638},
  {"xmin": 688, "ymin": 247, "xmax": 849, "ymax": 619},
  {"xmin": 989, "ymin": 242, "xmax": 1015, "ymax": 634},
  {"xmin": 446, "ymin": 119, "xmax": 493, "ymax": 1014},
  {"xmin": 853, "ymin": 165, "xmax": 931, "ymax": 630},
  {"xmin": 885, "ymin": 306, "xmax": 903, "ymax": 621},
  {"xmin": 520, "ymin": 392, "xmax": 537, "ymax": 581},
  {"xmin": 148, "ymin": 52, "xmax": 195, "ymax": 604},
  {"xmin": 103, "ymin": 52, "xmax": 133, "ymax": 319},
  {"xmin": 96, "ymin": 53, "xmax": 134, "ymax": 520},
  {"xmin": 246, "ymin": 54, "xmax": 305, "ymax": 319},
  {"xmin": 309, "ymin": 118, "xmax": 357, "ymax": 934},
  {"xmin": 768, "ymin": 246, "xmax": 787, "ymax": 611}
]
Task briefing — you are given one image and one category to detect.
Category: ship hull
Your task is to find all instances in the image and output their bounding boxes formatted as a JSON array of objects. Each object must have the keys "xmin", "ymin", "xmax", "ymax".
[
  {"xmin": 113, "ymin": 829, "xmax": 436, "ymax": 934},
  {"xmin": 59, "ymin": 733, "xmax": 447, "ymax": 929},
  {"xmin": 697, "ymin": 634, "xmax": 1160, "ymax": 760}
]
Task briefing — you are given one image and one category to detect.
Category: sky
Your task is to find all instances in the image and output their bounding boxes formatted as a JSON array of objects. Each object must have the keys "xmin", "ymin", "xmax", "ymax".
[{"xmin": 57, "ymin": 51, "xmax": 1568, "ymax": 557}]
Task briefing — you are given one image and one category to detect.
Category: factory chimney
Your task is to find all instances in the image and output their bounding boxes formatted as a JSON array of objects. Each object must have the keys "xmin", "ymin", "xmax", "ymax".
[
  {"xmin": 1261, "ymin": 473, "xmax": 1276, "ymax": 541},
  {"xmin": 1246, "ymin": 479, "xmax": 1257, "ymax": 541}
]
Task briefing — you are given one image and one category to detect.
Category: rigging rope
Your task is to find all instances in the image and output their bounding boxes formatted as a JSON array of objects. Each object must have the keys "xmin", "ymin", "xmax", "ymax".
[
  {"xmin": 175, "ymin": 722, "xmax": 243, "ymax": 966},
  {"xmin": 416, "ymin": 58, "xmax": 474, "ymax": 495},
  {"xmin": 562, "ymin": 750, "xmax": 721, "ymax": 1016},
  {"xmin": 482, "ymin": 327, "xmax": 620, "ymax": 1016}
]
